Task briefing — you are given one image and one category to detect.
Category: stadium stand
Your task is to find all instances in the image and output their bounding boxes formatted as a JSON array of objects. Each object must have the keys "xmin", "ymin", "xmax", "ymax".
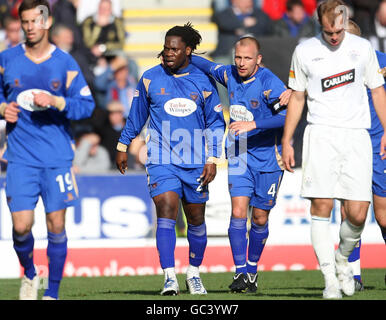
[{"xmin": 121, "ymin": 0, "xmax": 217, "ymax": 76}]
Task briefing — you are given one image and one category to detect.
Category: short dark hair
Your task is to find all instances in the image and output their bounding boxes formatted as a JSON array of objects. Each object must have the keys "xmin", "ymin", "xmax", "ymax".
[
  {"xmin": 18, "ymin": 0, "xmax": 51, "ymax": 18},
  {"xmin": 236, "ymin": 35, "xmax": 261, "ymax": 52},
  {"xmin": 165, "ymin": 22, "xmax": 202, "ymax": 53},
  {"xmin": 286, "ymin": 0, "xmax": 304, "ymax": 12}
]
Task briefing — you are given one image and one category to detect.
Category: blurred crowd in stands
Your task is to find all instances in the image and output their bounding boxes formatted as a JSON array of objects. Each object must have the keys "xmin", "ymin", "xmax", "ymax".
[{"xmin": 0, "ymin": 0, "xmax": 385, "ymax": 173}]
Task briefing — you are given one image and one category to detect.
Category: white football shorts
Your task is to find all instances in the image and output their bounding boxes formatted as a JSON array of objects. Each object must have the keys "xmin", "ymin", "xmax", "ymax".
[{"xmin": 301, "ymin": 124, "xmax": 372, "ymax": 201}]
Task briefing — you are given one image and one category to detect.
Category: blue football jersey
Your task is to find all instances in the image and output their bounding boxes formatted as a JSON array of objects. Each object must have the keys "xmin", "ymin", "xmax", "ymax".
[
  {"xmin": 119, "ymin": 63, "xmax": 225, "ymax": 168},
  {"xmin": 191, "ymin": 55, "xmax": 287, "ymax": 172},
  {"xmin": 0, "ymin": 44, "xmax": 95, "ymax": 167},
  {"xmin": 368, "ymin": 50, "xmax": 386, "ymax": 152}
]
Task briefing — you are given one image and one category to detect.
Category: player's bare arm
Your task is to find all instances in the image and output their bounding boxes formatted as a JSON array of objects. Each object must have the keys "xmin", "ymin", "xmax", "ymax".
[
  {"xmin": 281, "ymin": 90, "xmax": 306, "ymax": 173},
  {"xmin": 370, "ymin": 85, "xmax": 386, "ymax": 158},
  {"xmin": 279, "ymin": 88, "xmax": 292, "ymax": 105}
]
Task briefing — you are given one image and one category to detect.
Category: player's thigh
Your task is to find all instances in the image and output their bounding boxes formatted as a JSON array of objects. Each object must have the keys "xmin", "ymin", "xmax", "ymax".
[
  {"xmin": 249, "ymin": 170, "xmax": 284, "ymax": 211},
  {"xmin": 41, "ymin": 167, "xmax": 79, "ymax": 213},
  {"xmin": 230, "ymin": 196, "xmax": 250, "ymax": 219},
  {"xmin": 5, "ymin": 163, "xmax": 41, "ymax": 212},
  {"xmin": 373, "ymin": 194, "xmax": 386, "ymax": 228},
  {"xmin": 46, "ymin": 209, "xmax": 66, "ymax": 234},
  {"xmin": 153, "ymin": 191, "xmax": 180, "ymax": 220},
  {"xmin": 181, "ymin": 200, "xmax": 206, "ymax": 225}
]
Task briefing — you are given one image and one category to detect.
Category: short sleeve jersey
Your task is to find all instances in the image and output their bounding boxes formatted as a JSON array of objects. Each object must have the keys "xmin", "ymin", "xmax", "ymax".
[{"xmin": 288, "ymin": 32, "xmax": 384, "ymax": 129}]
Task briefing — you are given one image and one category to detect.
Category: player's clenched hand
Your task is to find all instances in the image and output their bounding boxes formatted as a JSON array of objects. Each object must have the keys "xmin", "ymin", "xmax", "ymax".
[
  {"xmin": 4, "ymin": 102, "xmax": 20, "ymax": 123},
  {"xmin": 200, "ymin": 163, "xmax": 217, "ymax": 186},
  {"xmin": 282, "ymin": 141, "xmax": 295, "ymax": 173},
  {"xmin": 229, "ymin": 121, "xmax": 256, "ymax": 136},
  {"xmin": 32, "ymin": 91, "xmax": 55, "ymax": 108},
  {"xmin": 116, "ymin": 151, "xmax": 128, "ymax": 174},
  {"xmin": 279, "ymin": 89, "xmax": 292, "ymax": 106}
]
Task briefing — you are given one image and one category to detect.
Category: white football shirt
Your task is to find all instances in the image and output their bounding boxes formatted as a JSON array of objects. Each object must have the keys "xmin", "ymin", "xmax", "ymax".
[{"xmin": 288, "ymin": 32, "xmax": 384, "ymax": 129}]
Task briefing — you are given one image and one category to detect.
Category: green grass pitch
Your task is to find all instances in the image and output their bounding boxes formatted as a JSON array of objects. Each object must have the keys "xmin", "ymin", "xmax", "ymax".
[{"xmin": 0, "ymin": 269, "xmax": 385, "ymax": 300}]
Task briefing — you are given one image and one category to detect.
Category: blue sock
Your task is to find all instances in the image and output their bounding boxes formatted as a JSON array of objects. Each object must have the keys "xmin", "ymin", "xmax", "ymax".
[
  {"xmin": 228, "ymin": 217, "xmax": 247, "ymax": 274},
  {"xmin": 187, "ymin": 222, "xmax": 207, "ymax": 267},
  {"xmin": 348, "ymin": 239, "xmax": 361, "ymax": 263},
  {"xmin": 381, "ymin": 227, "xmax": 386, "ymax": 244},
  {"xmin": 247, "ymin": 221, "xmax": 269, "ymax": 274},
  {"xmin": 44, "ymin": 230, "xmax": 67, "ymax": 299},
  {"xmin": 156, "ymin": 218, "xmax": 176, "ymax": 269},
  {"xmin": 13, "ymin": 230, "xmax": 36, "ymax": 280}
]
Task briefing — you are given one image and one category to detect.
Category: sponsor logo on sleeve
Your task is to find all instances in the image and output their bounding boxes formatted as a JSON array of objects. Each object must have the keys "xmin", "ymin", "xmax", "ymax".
[
  {"xmin": 80, "ymin": 85, "xmax": 91, "ymax": 96},
  {"xmin": 321, "ymin": 69, "xmax": 355, "ymax": 92},
  {"xmin": 289, "ymin": 70, "xmax": 295, "ymax": 78},
  {"xmin": 214, "ymin": 104, "xmax": 223, "ymax": 112}
]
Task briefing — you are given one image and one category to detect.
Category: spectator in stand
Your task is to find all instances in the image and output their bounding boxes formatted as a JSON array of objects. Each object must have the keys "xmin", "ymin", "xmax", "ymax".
[
  {"xmin": 73, "ymin": 130, "xmax": 111, "ymax": 174},
  {"xmin": 211, "ymin": 0, "xmax": 273, "ymax": 61},
  {"xmin": 93, "ymin": 54, "xmax": 137, "ymax": 115},
  {"xmin": 261, "ymin": 0, "xmax": 317, "ymax": 20},
  {"xmin": 273, "ymin": 0, "xmax": 318, "ymax": 38},
  {"xmin": 81, "ymin": 0, "xmax": 125, "ymax": 59},
  {"xmin": 0, "ymin": 16, "xmax": 22, "ymax": 51},
  {"xmin": 350, "ymin": 0, "xmax": 379, "ymax": 37},
  {"xmin": 371, "ymin": 0, "xmax": 386, "ymax": 38},
  {"xmin": 211, "ymin": 0, "xmax": 273, "ymax": 106},
  {"xmin": 52, "ymin": 0, "xmax": 85, "ymax": 51},
  {"xmin": 50, "ymin": 23, "xmax": 95, "ymax": 90}
]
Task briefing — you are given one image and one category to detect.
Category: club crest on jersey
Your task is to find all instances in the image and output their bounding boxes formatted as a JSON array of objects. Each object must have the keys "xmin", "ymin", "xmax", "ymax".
[
  {"xmin": 321, "ymin": 69, "xmax": 355, "ymax": 92},
  {"xmin": 250, "ymin": 99, "xmax": 259, "ymax": 109},
  {"xmin": 49, "ymin": 79, "xmax": 61, "ymax": 91},
  {"xmin": 190, "ymin": 92, "xmax": 199, "ymax": 101},
  {"xmin": 156, "ymin": 87, "xmax": 170, "ymax": 95}
]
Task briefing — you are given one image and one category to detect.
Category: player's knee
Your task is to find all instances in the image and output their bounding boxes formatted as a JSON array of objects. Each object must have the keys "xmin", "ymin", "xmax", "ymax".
[
  {"xmin": 12, "ymin": 224, "xmax": 32, "ymax": 237},
  {"xmin": 251, "ymin": 208, "xmax": 269, "ymax": 225},
  {"xmin": 231, "ymin": 207, "xmax": 247, "ymax": 219},
  {"xmin": 310, "ymin": 199, "xmax": 333, "ymax": 216}
]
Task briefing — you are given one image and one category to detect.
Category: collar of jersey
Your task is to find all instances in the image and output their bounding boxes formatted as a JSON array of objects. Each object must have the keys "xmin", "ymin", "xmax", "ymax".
[{"xmin": 168, "ymin": 63, "xmax": 194, "ymax": 77}]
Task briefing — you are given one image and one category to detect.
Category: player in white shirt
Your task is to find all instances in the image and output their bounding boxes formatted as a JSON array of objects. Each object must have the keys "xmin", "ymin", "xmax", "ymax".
[{"xmin": 281, "ymin": 0, "xmax": 386, "ymax": 299}]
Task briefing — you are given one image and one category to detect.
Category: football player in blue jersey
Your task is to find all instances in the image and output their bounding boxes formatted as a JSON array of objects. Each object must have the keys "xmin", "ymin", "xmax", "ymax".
[
  {"xmin": 190, "ymin": 36, "xmax": 291, "ymax": 293},
  {"xmin": 341, "ymin": 20, "xmax": 386, "ymax": 291},
  {"xmin": 0, "ymin": 0, "xmax": 95, "ymax": 300},
  {"xmin": 116, "ymin": 23, "xmax": 225, "ymax": 295}
]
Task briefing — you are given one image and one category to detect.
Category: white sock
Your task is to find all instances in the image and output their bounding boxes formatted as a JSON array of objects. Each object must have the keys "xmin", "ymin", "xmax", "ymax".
[
  {"xmin": 164, "ymin": 267, "xmax": 176, "ymax": 279},
  {"xmin": 311, "ymin": 216, "xmax": 336, "ymax": 276},
  {"xmin": 349, "ymin": 259, "xmax": 361, "ymax": 276},
  {"xmin": 338, "ymin": 219, "xmax": 364, "ymax": 258},
  {"xmin": 186, "ymin": 264, "xmax": 200, "ymax": 279}
]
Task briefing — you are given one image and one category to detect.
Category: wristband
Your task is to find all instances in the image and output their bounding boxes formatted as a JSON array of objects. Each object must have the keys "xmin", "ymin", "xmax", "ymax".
[{"xmin": 116, "ymin": 142, "xmax": 128, "ymax": 153}]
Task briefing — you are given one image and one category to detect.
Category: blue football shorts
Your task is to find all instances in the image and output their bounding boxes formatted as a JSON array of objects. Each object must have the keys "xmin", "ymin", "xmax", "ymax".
[
  {"xmin": 5, "ymin": 163, "xmax": 79, "ymax": 213},
  {"xmin": 228, "ymin": 164, "xmax": 284, "ymax": 210},
  {"xmin": 372, "ymin": 152, "xmax": 386, "ymax": 197},
  {"xmin": 146, "ymin": 164, "xmax": 209, "ymax": 203}
]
